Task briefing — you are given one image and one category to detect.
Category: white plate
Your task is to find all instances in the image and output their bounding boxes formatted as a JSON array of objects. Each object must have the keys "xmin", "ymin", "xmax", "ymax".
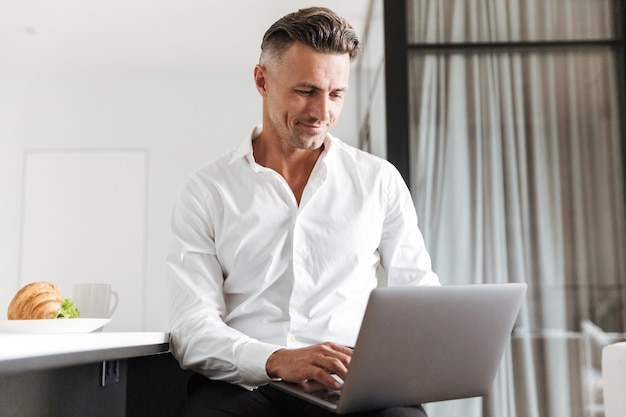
[{"xmin": 0, "ymin": 318, "xmax": 111, "ymax": 334}]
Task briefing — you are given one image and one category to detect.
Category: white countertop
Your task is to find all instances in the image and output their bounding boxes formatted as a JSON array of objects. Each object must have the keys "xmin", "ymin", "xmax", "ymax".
[{"xmin": 0, "ymin": 332, "xmax": 170, "ymax": 375}]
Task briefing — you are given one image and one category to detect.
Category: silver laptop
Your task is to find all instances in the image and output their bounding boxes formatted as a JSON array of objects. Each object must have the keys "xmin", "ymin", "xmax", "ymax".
[{"xmin": 271, "ymin": 283, "xmax": 526, "ymax": 414}]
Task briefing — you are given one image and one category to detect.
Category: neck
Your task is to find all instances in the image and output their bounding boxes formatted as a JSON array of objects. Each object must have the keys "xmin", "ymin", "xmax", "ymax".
[{"xmin": 253, "ymin": 134, "xmax": 324, "ymax": 204}]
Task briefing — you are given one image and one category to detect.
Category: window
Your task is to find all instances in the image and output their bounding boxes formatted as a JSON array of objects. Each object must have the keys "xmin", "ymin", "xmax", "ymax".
[{"xmin": 379, "ymin": 0, "xmax": 626, "ymax": 415}]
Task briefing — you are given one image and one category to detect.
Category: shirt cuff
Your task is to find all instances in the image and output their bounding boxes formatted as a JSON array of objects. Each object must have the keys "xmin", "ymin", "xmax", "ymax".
[{"xmin": 237, "ymin": 341, "xmax": 284, "ymax": 389}]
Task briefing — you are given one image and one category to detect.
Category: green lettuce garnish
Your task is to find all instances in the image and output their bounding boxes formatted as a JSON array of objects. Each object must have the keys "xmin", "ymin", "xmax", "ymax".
[{"xmin": 56, "ymin": 298, "xmax": 80, "ymax": 319}]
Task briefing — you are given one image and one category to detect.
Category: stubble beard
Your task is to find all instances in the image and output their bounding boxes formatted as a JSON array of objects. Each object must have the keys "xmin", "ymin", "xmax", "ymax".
[
  {"xmin": 287, "ymin": 121, "xmax": 329, "ymax": 150},
  {"xmin": 287, "ymin": 132, "xmax": 324, "ymax": 150}
]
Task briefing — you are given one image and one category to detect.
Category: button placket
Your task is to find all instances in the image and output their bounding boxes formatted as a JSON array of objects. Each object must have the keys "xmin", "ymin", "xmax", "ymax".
[{"xmin": 288, "ymin": 212, "xmax": 314, "ymax": 340}]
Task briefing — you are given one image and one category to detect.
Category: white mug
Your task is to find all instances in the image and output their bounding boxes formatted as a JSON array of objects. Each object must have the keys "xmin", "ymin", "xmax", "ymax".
[{"xmin": 73, "ymin": 283, "xmax": 119, "ymax": 318}]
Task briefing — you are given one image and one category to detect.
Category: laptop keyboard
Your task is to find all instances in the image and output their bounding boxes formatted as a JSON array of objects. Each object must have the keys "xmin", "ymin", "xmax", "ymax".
[{"xmin": 309, "ymin": 389, "xmax": 342, "ymax": 404}]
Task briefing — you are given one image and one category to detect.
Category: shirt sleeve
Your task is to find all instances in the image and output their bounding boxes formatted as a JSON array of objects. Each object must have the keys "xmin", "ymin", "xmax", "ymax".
[
  {"xmin": 167, "ymin": 175, "xmax": 282, "ymax": 390},
  {"xmin": 378, "ymin": 164, "xmax": 440, "ymax": 287}
]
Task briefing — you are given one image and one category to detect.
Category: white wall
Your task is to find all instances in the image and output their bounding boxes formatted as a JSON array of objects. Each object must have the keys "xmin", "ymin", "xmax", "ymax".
[{"xmin": 0, "ymin": 71, "xmax": 359, "ymax": 330}]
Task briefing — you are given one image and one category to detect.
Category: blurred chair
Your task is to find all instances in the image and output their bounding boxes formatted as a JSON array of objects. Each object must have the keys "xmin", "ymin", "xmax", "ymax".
[
  {"xmin": 581, "ymin": 320, "xmax": 613, "ymax": 417},
  {"xmin": 602, "ymin": 342, "xmax": 626, "ymax": 417}
]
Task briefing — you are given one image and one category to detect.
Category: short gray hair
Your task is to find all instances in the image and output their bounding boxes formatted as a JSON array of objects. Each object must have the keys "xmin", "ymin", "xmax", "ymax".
[{"xmin": 260, "ymin": 7, "xmax": 360, "ymax": 65}]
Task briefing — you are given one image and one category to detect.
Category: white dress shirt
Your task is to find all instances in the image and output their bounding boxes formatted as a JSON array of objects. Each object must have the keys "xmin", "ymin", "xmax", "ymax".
[{"xmin": 167, "ymin": 125, "xmax": 439, "ymax": 389}]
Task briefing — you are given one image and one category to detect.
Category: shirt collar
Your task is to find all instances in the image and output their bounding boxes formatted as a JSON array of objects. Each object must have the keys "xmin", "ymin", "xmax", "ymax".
[{"xmin": 229, "ymin": 125, "xmax": 262, "ymax": 166}]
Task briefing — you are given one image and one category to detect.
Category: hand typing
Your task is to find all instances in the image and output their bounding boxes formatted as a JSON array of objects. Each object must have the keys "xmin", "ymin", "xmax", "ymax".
[{"xmin": 266, "ymin": 342, "xmax": 352, "ymax": 390}]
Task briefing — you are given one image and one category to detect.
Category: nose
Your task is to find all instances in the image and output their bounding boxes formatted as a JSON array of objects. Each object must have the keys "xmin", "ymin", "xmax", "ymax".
[{"xmin": 308, "ymin": 94, "xmax": 332, "ymax": 122}]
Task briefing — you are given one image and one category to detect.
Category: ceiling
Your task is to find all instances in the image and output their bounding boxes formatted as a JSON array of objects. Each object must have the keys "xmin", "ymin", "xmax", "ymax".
[{"xmin": 0, "ymin": 0, "xmax": 371, "ymax": 76}]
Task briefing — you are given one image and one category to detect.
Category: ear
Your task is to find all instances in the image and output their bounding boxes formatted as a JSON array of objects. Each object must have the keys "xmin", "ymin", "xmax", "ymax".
[{"xmin": 254, "ymin": 65, "xmax": 268, "ymax": 96}]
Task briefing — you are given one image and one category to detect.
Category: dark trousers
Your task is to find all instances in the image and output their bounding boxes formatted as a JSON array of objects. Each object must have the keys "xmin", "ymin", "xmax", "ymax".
[{"xmin": 174, "ymin": 374, "xmax": 428, "ymax": 417}]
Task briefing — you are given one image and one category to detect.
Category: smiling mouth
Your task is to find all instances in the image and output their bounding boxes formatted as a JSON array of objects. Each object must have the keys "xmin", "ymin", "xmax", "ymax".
[
  {"xmin": 301, "ymin": 124, "xmax": 324, "ymax": 131},
  {"xmin": 298, "ymin": 120, "xmax": 329, "ymax": 131}
]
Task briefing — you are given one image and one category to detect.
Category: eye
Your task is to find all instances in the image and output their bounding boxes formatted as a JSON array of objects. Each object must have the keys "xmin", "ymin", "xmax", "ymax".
[{"xmin": 296, "ymin": 89, "xmax": 314, "ymax": 96}]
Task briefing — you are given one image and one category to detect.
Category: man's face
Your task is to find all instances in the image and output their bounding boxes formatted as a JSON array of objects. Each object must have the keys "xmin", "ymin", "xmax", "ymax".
[{"xmin": 255, "ymin": 42, "xmax": 351, "ymax": 151}]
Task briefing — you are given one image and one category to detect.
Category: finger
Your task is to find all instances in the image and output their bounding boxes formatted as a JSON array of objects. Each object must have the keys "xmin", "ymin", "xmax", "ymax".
[
  {"xmin": 308, "ymin": 366, "xmax": 343, "ymax": 390},
  {"xmin": 313, "ymin": 352, "xmax": 348, "ymax": 372},
  {"xmin": 308, "ymin": 354, "xmax": 349, "ymax": 385},
  {"xmin": 318, "ymin": 342, "xmax": 352, "ymax": 360},
  {"xmin": 329, "ymin": 342, "xmax": 354, "ymax": 356},
  {"xmin": 318, "ymin": 343, "xmax": 352, "ymax": 370}
]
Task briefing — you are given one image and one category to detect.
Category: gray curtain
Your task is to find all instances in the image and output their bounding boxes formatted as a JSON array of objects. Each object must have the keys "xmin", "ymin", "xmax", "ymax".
[{"xmin": 406, "ymin": 1, "xmax": 626, "ymax": 416}]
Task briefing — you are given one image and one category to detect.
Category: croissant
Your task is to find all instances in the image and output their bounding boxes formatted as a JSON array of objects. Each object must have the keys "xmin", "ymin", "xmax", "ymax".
[{"xmin": 7, "ymin": 282, "xmax": 63, "ymax": 320}]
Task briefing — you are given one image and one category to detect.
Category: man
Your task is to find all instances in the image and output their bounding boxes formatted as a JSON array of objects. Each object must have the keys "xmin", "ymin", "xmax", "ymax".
[{"xmin": 168, "ymin": 7, "xmax": 439, "ymax": 417}]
